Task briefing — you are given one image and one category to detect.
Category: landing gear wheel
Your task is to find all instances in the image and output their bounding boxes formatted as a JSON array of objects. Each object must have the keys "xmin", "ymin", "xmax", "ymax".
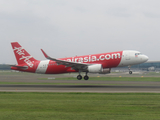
[
  {"xmin": 77, "ymin": 75, "xmax": 82, "ymax": 80},
  {"xmin": 129, "ymin": 71, "xmax": 132, "ymax": 74},
  {"xmin": 84, "ymin": 75, "xmax": 89, "ymax": 80}
]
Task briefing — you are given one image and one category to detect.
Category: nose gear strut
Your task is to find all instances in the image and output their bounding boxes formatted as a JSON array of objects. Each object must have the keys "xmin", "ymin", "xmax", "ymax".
[{"xmin": 128, "ymin": 66, "xmax": 132, "ymax": 74}]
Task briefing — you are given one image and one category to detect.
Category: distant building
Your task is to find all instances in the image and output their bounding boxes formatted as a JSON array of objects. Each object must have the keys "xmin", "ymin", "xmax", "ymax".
[
  {"xmin": 0, "ymin": 64, "xmax": 11, "ymax": 70},
  {"xmin": 114, "ymin": 61, "xmax": 160, "ymax": 71},
  {"xmin": 131, "ymin": 61, "xmax": 160, "ymax": 71}
]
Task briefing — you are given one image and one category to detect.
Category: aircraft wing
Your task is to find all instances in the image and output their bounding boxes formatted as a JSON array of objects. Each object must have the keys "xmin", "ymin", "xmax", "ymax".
[{"xmin": 41, "ymin": 49, "xmax": 91, "ymax": 70}]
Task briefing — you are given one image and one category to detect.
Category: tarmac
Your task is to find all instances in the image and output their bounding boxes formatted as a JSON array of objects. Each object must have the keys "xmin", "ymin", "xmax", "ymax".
[
  {"xmin": 1, "ymin": 84, "xmax": 160, "ymax": 93},
  {"xmin": 1, "ymin": 72, "xmax": 160, "ymax": 93}
]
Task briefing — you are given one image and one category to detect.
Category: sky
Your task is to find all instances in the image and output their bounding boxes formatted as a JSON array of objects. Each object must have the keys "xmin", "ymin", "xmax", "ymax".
[{"xmin": 0, "ymin": 0, "xmax": 160, "ymax": 64}]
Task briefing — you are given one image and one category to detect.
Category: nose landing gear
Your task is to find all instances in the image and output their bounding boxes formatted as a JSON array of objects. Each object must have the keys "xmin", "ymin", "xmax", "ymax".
[
  {"xmin": 129, "ymin": 71, "xmax": 132, "ymax": 74},
  {"xmin": 128, "ymin": 66, "xmax": 132, "ymax": 74}
]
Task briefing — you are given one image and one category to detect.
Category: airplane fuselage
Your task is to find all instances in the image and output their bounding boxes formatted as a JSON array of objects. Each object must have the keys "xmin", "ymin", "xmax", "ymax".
[
  {"xmin": 11, "ymin": 50, "xmax": 148, "ymax": 74},
  {"xmin": 10, "ymin": 42, "xmax": 148, "ymax": 80}
]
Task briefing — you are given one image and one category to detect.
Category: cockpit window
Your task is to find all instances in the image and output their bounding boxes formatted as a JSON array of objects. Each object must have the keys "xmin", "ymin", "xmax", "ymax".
[{"xmin": 135, "ymin": 53, "xmax": 143, "ymax": 56}]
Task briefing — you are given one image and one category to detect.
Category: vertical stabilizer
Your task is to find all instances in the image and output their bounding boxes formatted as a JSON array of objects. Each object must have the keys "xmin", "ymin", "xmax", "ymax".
[{"xmin": 11, "ymin": 42, "xmax": 37, "ymax": 67}]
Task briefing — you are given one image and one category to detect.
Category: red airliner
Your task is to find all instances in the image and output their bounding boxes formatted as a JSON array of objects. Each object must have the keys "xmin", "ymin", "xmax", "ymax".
[{"xmin": 11, "ymin": 42, "xmax": 148, "ymax": 80}]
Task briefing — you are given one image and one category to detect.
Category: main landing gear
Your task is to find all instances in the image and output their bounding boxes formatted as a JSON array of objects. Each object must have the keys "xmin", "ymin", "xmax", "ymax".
[
  {"xmin": 77, "ymin": 71, "xmax": 89, "ymax": 80},
  {"xmin": 77, "ymin": 75, "xmax": 82, "ymax": 80},
  {"xmin": 128, "ymin": 66, "xmax": 132, "ymax": 74}
]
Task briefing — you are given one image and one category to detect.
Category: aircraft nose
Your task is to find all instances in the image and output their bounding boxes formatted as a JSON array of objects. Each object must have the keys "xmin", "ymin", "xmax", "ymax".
[{"xmin": 143, "ymin": 55, "xmax": 149, "ymax": 62}]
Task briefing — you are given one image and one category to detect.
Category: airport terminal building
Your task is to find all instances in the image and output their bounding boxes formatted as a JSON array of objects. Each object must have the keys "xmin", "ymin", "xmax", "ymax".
[
  {"xmin": 114, "ymin": 61, "xmax": 160, "ymax": 72},
  {"xmin": 131, "ymin": 61, "xmax": 160, "ymax": 71}
]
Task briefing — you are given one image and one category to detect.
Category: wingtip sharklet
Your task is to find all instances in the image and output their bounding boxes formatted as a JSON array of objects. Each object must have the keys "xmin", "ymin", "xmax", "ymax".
[{"xmin": 41, "ymin": 49, "xmax": 49, "ymax": 58}]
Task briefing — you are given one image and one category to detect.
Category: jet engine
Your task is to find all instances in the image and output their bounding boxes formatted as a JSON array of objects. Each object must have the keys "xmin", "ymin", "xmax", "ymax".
[
  {"xmin": 99, "ymin": 68, "xmax": 111, "ymax": 74},
  {"xmin": 87, "ymin": 64, "xmax": 111, "ymax": 74},
  {"xmin": 87, "ymin": 64, "xmax": 103, "ymax": 73}
]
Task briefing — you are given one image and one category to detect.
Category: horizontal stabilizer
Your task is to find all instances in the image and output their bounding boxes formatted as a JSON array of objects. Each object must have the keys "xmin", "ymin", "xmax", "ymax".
[{"xmin": 9, "ymin": 64, "xmax": 28, "ymax": 69}]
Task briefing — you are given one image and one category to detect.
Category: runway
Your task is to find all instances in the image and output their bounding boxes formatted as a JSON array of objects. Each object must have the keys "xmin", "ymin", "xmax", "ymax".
[
  {"xmin": 1, "ymin": 84, "xmax": 160, "ymax": 93},
  {"xmin": 1, "ymin": 72, "xmax": 160, "ymax": 93}
]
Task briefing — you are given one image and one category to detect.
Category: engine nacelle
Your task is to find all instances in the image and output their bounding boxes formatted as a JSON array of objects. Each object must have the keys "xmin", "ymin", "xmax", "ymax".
[
  {"xmin": 99, "ymin": 68, "xmax": 111, "ymax": 74},
  {"xmin": 87, "ymin": 64, "xmax": 103, "ymax": 73}
]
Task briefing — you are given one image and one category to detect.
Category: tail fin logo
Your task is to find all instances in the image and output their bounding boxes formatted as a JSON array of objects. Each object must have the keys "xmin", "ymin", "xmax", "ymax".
[
  {"xmin": 13, "ymin": 47, "xmax": 34, "ymax": 68},
  {"xmin": 13, "ymin": 47, "xmax": 25, "ymax": 55}
]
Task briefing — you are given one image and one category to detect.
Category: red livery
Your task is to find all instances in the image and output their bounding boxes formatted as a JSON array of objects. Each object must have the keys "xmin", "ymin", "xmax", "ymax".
[{"xmin": 11, "ymin": 42, "xmax": 148, "ymax": 80}]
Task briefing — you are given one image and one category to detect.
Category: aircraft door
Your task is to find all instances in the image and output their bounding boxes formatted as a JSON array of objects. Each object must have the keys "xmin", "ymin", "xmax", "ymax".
[
  {"xmin": 125, "ymin": 51, "xmax": 130, "ymax": 60},
  {"xmin": 34, "ymin": 61, "xmax": 40, "ymax": 73}
]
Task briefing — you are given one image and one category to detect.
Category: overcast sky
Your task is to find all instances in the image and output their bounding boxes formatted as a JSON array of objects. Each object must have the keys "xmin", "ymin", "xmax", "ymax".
[{"xmin": 0, "ymin": 0, "xmax": 160, "ymax": 64}]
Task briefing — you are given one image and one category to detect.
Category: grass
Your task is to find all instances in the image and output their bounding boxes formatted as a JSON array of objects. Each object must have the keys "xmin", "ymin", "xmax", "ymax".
[
  {"xmin": 0, "ymin": 77, "xmax": 160, "ymax": 85},
  {"xmin": 1, "ymin": 77, "xmax": 160, "ymax": 85},
  {"xmin": 0, "ymin": 92, "xmax": 160, "ymax": 120},
  {"xmin": 1, "ymin": 71, "xmax": 160, "ymax": 119}
]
